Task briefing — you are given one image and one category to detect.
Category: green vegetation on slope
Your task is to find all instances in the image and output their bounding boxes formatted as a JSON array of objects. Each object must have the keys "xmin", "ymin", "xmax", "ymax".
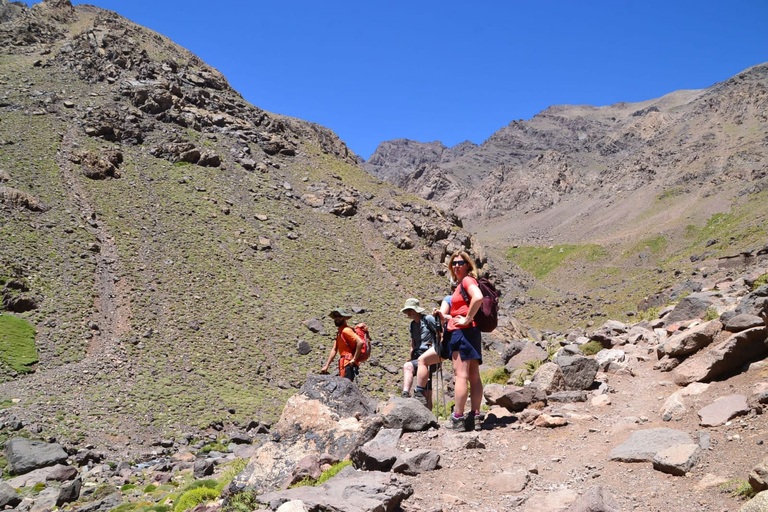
[
  {"xmin": 506, "ymin": 244, "xmax": 606, "ymax": 279},
  {"xmin": 0, "ymin": 314, "xmax": 38, "ymax": 374}
]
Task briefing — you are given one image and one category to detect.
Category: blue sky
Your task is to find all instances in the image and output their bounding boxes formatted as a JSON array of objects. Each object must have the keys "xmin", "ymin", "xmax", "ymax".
[{"xmin": 26, "ymin": 1, "xmax": 768, "ymax": 159}]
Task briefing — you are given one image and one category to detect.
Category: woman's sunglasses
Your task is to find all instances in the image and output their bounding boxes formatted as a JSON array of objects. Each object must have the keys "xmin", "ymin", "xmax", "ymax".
[{"xmin": 451, "ymin": 260, "xmax": 467, "ymax": 267}]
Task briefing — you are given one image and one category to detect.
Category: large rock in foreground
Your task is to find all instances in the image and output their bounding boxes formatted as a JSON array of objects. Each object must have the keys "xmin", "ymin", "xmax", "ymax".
[
  {"xmin": 233, "ymin": 375, "xmax": 382, "ymax": 493},
  {"xmin": 4, "ymin": 438, "xmax": 68, "ymax": 475},
  {"xmin": 256, "ymin": 466, "xmax": 413, "ymax": 512}
]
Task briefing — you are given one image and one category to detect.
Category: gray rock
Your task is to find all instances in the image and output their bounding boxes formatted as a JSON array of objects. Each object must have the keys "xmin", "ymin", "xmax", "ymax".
[
  {"xmin": 547, "ymin": 391, "xmax": 588, "ymax": 403},
  {"xmin": 441, "ymin": 432, "xmax": 485, "ymax": 450},
  {"xmin": 351, "ymin": 446, "xmax": 399, "ymax": 472},
  {"xmin": 284, "ymin": 455, "xmax": 322, "ymax": 487},
  {"xmin": 379, "ymin": 397, "xmax": 437, "ymax": 432},
  {"xmin": 555, "ymin": 355, "xmax": 599, "ymax": 390},
  {"xmin": 296, "ymin": 339, "xmax": 311, "ymax": 355},
  {"xmin": 726, "ymin": 314, "xmax": 766, "ymax": 332},
  {"xmin": 735, "ymin": 285, "xmax": 768, "ymax": 321},
  {"xmin": 505, "ymin": 341, "xmax": 548, "ymax": 373},
  {"xmin": 0, "ymin": 482, "xmax": 21, "ymax": 508},
  {"xmin": 4, "ymin": 437, "xmax": 68, "ymax": 475},
  {"xmin": 663, "ymin": 293, "xmax": 717, "ymax": 325},
  {"xmin": 485, "ymin": 468, "xmax": 530, "ymax": 494},
  {"xmin": 652, "ymin": 444, "xmax": 702, "ymax": 476},
  {"xmin": 749, "ymin": 457, "xmax": 768, "ymax": 492},
  {"xmin": 364, "ymin": 428, "xmax": 402, "ymax": 449},
  {"xmin": 531, "ymin": 362, "xmax": 566, "ymax": 395},
  {"xmin": 565, "ymin": 486, "xmax": 620, "ymax": 512},
  {"xmin": 193, "ymin": 458, "xmax": 215, "ymax": 478},
  {"xmin": 57, "ymin": 477, "xmax": 82, "ymax": 506},
  {"xmin": 657, "ymin": 320, "xmax": 722, "ymax": 358},
  {"xmin": 391, "ymin": 449, "xmax": 440, "ymax": 475},
  {"xmin": 45, "ymin": 464, "xmax": 78, "ymax": 482},
  {"xmin": 256, "ymin": 466, "xmax": 413, "ymax": 512},
  {"xmin": 610, "ymin": 428, "xmax": 694, "ymax": 462},
  {"xmin": 739, "ymin": 490, "xmax": 768, "ymax": 512},
  {"xmin": 698, "ymin": 394, "xmax": 750, "ymax": 427},
  {"xmin": 674, "ymin": 327, "xmax": 768, "ymax": 385},
  {"xmin": 485, "ymin": 385, "xmax": 546, "ymax": 412}
]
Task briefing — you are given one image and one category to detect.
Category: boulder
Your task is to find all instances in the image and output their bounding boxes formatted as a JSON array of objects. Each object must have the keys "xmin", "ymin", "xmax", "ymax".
[
  {"xmin": 735, "ymin": 285, "xmax": 768, "ymax": 322},
  {"xmin": 0, "ymin": 482, "xmax": 21, "ymax": 508},
  {"xmin": 740, "ymin": 490, "xmax": 768, "ymax": 512},
  {"xmin": 749, "ymin": 457, "xmax": 768, "ymax": 492},
  {"xmin": 485, "ymin": 385, "xmax": 546, "ymax": 412},
  {"xmin": 652, "ymin": 444, "xmax": 702, "ymax": 476},
  {"xmin": 378, "ymin": 397, "xmax": 437, "ymax": 432},
  {"xmin": 554, "ymin": 355, "xmax": 599, "ymax": 390},
  {"xmin": 256, "ymin": 466, "xmax": 413, "ymax": 512},
  {"xmin": 363, "ymin": 428, "xmax": 402, "ymax": 449},
  {"xmin": 531, "ymin": 362, "xmax": 566, "ymax": 395},
  {"xmin": 565, "ymin": 486, "xmax": 620, "ymax": 512},
  {"xmin": 673, "ymin": 327, "xmax": 768, "ymax": 385},
  {"xmin": 610, "ymin": 428, "xmax": 694, "ymax": 462},
  {"xmin": 697, "ymin": 394, "xmax": 750, "ymax": 427},
  {"xmin": 663, "ymin": 293, "xmax": 718, "ymax": 325},
  {"xmin": 4, "ymin": 438, "xmax": 68, "ymax": 475},
  {"xmin": 351, "ymin": 446, "xmax": 399, "ymax": 472},
  {"xmin": 391, "ymin": 449, "xmax": 440, "ymax": 475},
  {"xmin": 505, "ymin": 341, "xmax": 548, "ymax": 373},
  {"xmin": 233, "ymin": 375, "xmax": 382, "ymax": 493},
  {"xmin": 656, "ymin": 320, "xmax": 722, "ymax": 358},
  {"xmin": 725, "ymin": 314, "xmax": 766, "ymax": 332}
]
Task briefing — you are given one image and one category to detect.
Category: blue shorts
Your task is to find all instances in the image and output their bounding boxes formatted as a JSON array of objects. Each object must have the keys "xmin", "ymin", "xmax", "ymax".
[{"xmin": 444, "ymin": 327, "xmax": 482, "ymax": 364}]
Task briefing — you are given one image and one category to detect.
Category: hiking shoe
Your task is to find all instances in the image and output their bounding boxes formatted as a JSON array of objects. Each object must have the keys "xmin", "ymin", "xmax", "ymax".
[
  {"xmin": 444, "ymin": 413, "xmax": 468, "ymax": 431},
  {"xmin": 412, "ymin": 390, "xmax": 428, "ymax": 408},
  {"xmin": 466, "ymin": 411, "xmax": 484, "ymax": 431},
  {"xmin": 401, "ymin": 390, "xmax": 410, "ymax": 399}
]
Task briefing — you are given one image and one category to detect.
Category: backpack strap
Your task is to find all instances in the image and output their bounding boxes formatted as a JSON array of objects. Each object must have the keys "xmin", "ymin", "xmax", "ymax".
[{"xmin": 458, "ymin": 276, "xmax": 477, "ymax": 305}]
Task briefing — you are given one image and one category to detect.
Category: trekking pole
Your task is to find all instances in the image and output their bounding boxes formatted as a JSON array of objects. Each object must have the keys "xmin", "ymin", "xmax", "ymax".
[{"xmin": 434, "ymin": 311, "xmax": 446, "ymax": 419}]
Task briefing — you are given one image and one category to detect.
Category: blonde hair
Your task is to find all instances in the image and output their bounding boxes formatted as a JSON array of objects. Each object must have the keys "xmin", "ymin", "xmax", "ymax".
[{"xmin": 448, "ymin": 250, "xmax": 478, "ymax": 281}]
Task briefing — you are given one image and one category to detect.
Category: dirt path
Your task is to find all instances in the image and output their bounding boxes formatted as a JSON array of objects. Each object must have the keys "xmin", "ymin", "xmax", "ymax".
[{"xmin": 395, "ymin": 343, "xmax": 765, "ymax": 511}]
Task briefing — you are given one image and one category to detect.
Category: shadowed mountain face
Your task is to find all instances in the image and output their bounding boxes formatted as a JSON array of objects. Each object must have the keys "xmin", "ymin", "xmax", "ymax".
[
  {"xmin": 364, "ymin": 64, "xmax": 768, "ymax": 242},
  {"xmin": 0, "ymin": 0, "xmax": 511, "ymax": 449}
]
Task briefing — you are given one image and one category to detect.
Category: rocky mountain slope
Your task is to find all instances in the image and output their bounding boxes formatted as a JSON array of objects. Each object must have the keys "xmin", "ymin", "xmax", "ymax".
[
  {"xmin": 365, "ymin": 63, "xmax": 768, "ymax": 332},
  {"xmin": 0, "ymin": 0, "xmax": 526, "ymax": 454}
]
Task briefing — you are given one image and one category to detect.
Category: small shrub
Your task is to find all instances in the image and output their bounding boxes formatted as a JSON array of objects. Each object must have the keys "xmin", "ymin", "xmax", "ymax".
[
  {"xmin": 636, "ymin": 307, "xmax": 661, "ymax": 321},
  {"xmin": 110, "ymin": 504, "xmax": 138, "ymax": 512},
  {"xmin": 93, "ymin": 484, "xmax": 118, "ymax": 500},
  {"xmin": 704, "ymin": 307, "xmax": 719, "ymax": 321},
  {"xmin": 316, "ymin": 460, "xmax": 352, "ymax": 485},
  {"xmin": 178, "ymin": 479, "xmax": 218, "ymax": 493},
  {"xmin": 216, "ymin": 458, "xmax": 247, "ymax": 491},
  {"xmin": 579, "ymin": 340, "xmax": 604, "ymax": 356},
  {"xmin": 143, "ymin": 484, "xmax": 158, "ymax": 493},
  {"xmin": 174, "ymin": 486, "xmax": 220, "ymax": 512},
  {"xmin": 121, "ymin": 483, "xmax": 137, "ymax": 492},
  {"xmin": 753, "ymin": 273, "xmax": 768, "ymax": 291},
  {"xmin": 222, "ymin": 489, "xmax": 260, "ymax": 512},
  {"xmin": 199, "ymin": 441, "xmax": 227, "ymax": 454},
  {"xmin": 480, "ymin": 367, "xmax": 510, "ymax": 385},
  {"xmin": 289, "ymin": 460, "xmax": 353, "ymax": 489},
  {"xmin": 719, "ymin": 479, "xmax": 756, "ymax": 499}
]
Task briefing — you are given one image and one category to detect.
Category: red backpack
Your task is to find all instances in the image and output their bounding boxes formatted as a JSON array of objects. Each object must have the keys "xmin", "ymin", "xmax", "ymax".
[
  {"xmin": 353, "ymin": 323, "xmax": 372, "ymax": 363},
  {"xmin": 459, "ymin": 277, "xmax": 499, "ymax": 332}
]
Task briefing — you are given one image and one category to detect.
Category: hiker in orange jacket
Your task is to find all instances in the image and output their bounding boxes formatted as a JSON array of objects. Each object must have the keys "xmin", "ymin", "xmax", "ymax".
[{"xmin": 320, "ymin": 307, "xmax": 364, "ymax": 381}]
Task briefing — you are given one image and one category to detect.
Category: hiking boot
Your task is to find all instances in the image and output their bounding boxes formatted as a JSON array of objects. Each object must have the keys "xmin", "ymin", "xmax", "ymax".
[
  {"xmin": 401, "ymin": 390, "xmax": 410, "ymax": 399},
  {"xmin": 466, "ymin": 411, "xmax": 483, "ymax": 431},
  {"xmin": 444, "ymin": 413, "xmax": 468, "ymax": 431},
  {"xmin": 412, "ymin": 389, "xmax": 428, "ymax": 408}
]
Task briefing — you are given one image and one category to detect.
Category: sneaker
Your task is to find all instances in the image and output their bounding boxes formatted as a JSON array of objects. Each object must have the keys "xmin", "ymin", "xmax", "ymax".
[
  {"xmin": 401, "ymin": 390, "xmax": 410, "ymax": 399},
  {"xmin": 412, "ymin": 389, "xmax": 428, "ymax": 407},
  {"xmin": 444, "ymin": 413, "xmax": 467, "ymax": 431}
]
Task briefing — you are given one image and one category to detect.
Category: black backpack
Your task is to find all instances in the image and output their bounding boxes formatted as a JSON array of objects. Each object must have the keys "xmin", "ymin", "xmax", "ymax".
[{"xmin": 459, "ymin": 277, "xmax": 499, "ymax": 333}]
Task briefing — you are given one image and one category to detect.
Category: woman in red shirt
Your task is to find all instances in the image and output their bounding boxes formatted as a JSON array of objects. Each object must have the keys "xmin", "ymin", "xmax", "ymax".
[{"xmin": 442, "ymin": 250, "xmax": 484, "ymax": 431}]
